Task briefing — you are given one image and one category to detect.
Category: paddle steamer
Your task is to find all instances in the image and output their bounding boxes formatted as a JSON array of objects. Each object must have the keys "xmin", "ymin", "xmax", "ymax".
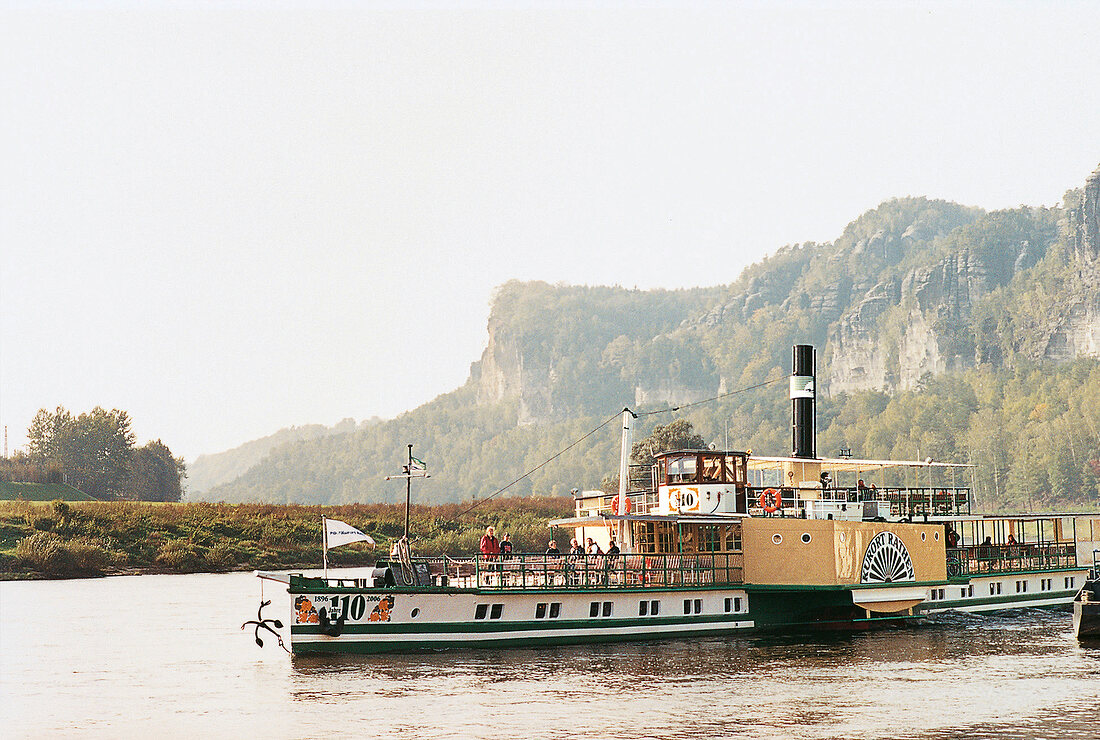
[{"xmin": 257, "ymin": 345, "xmax": 1099, "ymax": 654}]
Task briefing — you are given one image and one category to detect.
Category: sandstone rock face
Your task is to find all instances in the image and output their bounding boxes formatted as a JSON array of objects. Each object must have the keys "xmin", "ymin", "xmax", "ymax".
[
  {"xmin": 1047, "ymin": 165, "xmax": 1100, "ymax": 362},
  {"xmin": 474, "ymin": 322, "xmax": 552, "ymax": 424},
  {"xmin": 1074, "ymin": 166, "xmax": 1100, "ymax": 263},
  {"xmin": 826, "ymin": 165, "xmax": 1100, "ymax": 396},
  {"xmin": 634, "ymin": 380, "xmax": 711, "ymax": 408}
]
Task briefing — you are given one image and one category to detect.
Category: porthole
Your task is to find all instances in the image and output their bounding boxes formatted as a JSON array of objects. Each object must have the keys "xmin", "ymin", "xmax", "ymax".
[
  {"xmin": 411, "ymin": 608, "xmax": 420, "ymax": 618},
  {"xmin": 921, "ymin": 532, "xmax": 927, "ymax": 542},
  {"xmin": 934, "ymin": 532, "xmax": 939, "ymax": 541},
  {"xmin": 801, "ymin": 533, "xmax": 812, "ymax": 544},
  {"xmin": 772, "ymin": 534, "xmax": 783, "ymax": 545},
  {"xmin": 839, "ymin": 532, "xmax": 846, "ymax": 542}
]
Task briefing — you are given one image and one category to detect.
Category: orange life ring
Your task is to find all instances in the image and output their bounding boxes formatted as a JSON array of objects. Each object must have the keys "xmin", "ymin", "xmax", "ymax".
[
  {"xmin": 611, "ymin": 497, "xmax": 632, "ymax": 514},
  {"xmin": 759, "ymin": 488, "xmax": 781, "ymax": 513}
]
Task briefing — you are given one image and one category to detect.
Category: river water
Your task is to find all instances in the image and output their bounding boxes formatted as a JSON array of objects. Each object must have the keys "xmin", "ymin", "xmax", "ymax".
[{"xmin": 1, "ymin": 571, "xmax": 1098, "ymax": 739}]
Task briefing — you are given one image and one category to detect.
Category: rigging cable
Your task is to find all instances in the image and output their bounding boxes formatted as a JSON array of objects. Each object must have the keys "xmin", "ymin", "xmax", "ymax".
[
  {"xmin": 446, "ymin": 409, "xmax": 624, "ymax": 521},
  {"xmin": 442, "ymin": 375, "xmax": 787, "ymax": 524},
  {"xmin": 634, "ymin": 376, "xmax": 787, "ymax": 417}
]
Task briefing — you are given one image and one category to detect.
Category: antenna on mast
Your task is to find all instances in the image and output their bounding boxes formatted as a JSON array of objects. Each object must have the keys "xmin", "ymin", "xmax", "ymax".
[{"xmin": 384, "ymin": 445, "xmax": 430, "ymax": 539}]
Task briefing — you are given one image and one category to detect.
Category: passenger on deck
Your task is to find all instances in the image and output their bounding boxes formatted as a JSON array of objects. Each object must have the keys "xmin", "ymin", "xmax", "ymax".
[
  {"xmin": 606, "ymin": 539, "xmax": 620, "ymax": 557},
  {"xmin": 946, "ymin": 527, "xmax": 960, "ymax": 549},
  {"xmin": 586, "ymin": 537, "xmax": 603, "ymax": 556},
  {"xmin": 545, "ymin": 540, "xmax": 560, "ymax": 555},
  {"xmin": 480, "ymin": 526, "xmax": 500, "ymax": 560},
  {"xmin": 569, "ymin": 538, "xmax": 584, "ymax": 556},
  {"xmin": 1007, "ymin": 534, "xmax": 1017, "ymax": 545},
  {"xmin": 500, "ymin": 534, "xmax": 514, "ymax": 558}
]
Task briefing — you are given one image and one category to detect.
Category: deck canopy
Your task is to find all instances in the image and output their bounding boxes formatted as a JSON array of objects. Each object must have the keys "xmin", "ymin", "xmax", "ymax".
[
  {"xmin": 550, "ymin": 513, "xmax": 744, "ymax": 528},
  {"xmin": 746, "ymin": 455, "xmax": 974, "ymax": 473}
]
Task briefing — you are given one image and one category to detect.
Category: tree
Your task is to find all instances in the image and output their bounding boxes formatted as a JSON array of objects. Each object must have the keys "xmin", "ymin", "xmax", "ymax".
[
  {"xmin": 630, "ymin": 419, "xmax": 709, "ymax": 466},
  {"xmin": 127, "ymin": 440, "xmax": 187, "ymax": 502},
  {"xmin": 24, "ymin": 405, "xmax": 184, "ymax": 501}
]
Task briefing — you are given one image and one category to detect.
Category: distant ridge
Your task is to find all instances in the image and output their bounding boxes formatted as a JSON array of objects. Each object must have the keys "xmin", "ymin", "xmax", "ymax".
[
  {"xmin": 187, "ymin": 418, "xmax": 381, "ymax": 495},
  {"xmin": 194, "ymin": 165, "xmax": 1100, "ymax": 513}
]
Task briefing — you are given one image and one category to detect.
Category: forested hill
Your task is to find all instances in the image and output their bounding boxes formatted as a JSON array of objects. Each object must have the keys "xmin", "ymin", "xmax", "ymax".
[{"xmin": 195, "ymin": 165, "xmax": 1100, "ymax": 513}]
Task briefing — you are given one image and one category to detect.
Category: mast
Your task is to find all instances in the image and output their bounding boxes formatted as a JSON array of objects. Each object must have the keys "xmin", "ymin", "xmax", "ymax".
[
  {"xmin": 405, "ymin": 444, "xmax": 412, "ymax": 539},
  {"xmin": 384, "ymin": 445, "xmax": 429, "ymax": 539},
  {"xmin": 618, "ymin": 408, "xmax": 636, "ymax": 552}
]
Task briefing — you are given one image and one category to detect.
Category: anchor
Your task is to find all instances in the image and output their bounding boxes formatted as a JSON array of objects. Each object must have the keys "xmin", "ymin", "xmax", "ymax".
[
  {"xmin": 241, "ymin": 599, "xmax": 288, "ymax": 652},
  {"xmin": 318, "ymin": 605, "xmax": 346, "ymax": 637}
]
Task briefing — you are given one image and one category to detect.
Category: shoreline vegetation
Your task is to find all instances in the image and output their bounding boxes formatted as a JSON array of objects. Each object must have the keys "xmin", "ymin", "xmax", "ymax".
[{"xmin": 0, "ymin": 498, "xmax": 572, "ymax": 581}]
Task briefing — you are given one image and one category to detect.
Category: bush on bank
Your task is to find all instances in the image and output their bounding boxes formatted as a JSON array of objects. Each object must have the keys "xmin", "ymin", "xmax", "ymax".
[{"xmin": 0, "ymin": 497, "xmax": 573, "ymax": 579}]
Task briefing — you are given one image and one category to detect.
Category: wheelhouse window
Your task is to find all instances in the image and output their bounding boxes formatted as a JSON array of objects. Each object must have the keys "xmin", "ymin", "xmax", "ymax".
[
  {"xmin": 666, "ymin": 455, "xmax": 697, "ymax": 484},
  {"xmin": 701, "ymin": 456, "xmax": 723, "ymax": 482}
]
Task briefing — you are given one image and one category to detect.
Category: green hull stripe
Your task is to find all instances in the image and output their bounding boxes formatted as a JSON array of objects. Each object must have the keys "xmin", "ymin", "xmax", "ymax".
[
  {"xmin": 919, "ymin": 589, "xmax": 1076, "ymax": 611},
  {"xmin": 292, "ymin": 626, "xmax": 747, "ymax": 654},
  {"xmin": 293, "ymin": 612, "xmax": 750, "ymax": 636}
]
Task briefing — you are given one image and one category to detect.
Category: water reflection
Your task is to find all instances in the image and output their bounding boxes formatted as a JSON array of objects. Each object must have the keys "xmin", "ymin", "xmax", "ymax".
[{"xmin": 2, "ymin": 573, "xmax": 1099, "ymax": 739}]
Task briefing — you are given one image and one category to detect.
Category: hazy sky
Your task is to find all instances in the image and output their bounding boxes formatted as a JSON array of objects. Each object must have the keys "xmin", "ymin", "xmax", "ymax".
[{"xmin": 2, "ymin": 1, "xmax": 1098, "ymax": 462}]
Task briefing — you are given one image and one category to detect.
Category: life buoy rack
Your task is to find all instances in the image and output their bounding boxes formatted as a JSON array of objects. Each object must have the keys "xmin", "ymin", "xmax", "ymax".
[
  {"xmin": 611, "ymin": 496, "xmax": 632, "ymax": 514},
  {"xmin": 758, "ymin": 488, "xmax": 782, "ymax": 513}
]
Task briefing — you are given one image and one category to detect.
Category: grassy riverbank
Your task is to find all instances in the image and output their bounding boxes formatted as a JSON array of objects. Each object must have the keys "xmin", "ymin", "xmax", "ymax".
[{"xmin": 0, "ymin": 498, "xmax": 572, "ymax": 580}]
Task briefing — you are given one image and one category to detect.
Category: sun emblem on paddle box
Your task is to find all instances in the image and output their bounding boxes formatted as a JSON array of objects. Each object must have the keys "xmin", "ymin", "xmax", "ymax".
[{"xmin": 860, "ymin": 531, "xmax": 915, "ymax": 583}]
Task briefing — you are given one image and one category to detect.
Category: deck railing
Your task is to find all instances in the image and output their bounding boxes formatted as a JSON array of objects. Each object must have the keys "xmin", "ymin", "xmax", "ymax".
[
  {"xmin": 945, "ymin": 542, "xmax": 1077, "ymax": 578},
  {"xmin": 465, "ymin": 552, "xmax": 744, "ymax": 590},
  {"xmin": 294, "ymin": 553, "xmax": 744, "ymax": 591}
]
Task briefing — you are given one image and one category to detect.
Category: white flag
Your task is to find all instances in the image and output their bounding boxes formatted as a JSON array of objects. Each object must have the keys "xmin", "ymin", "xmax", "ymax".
[{"xmin": 325, "ymin": 518, "xmax": 375, "ymax": 549}]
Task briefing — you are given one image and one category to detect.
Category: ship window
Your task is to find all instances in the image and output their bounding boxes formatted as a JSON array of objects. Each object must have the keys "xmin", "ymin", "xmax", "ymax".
[
  {"xmin": 667, "ymin": 456, "xmax": 697, "ymax": 484},
  {"xmin": 639, "ymin": 600, "xmax": 649, "ymax": 616},
  {"xmin": 475, "ymin": 604, "xmax": 488, "ymax": 620},
  {"xmin": 1016, "ymin": 580, "xmax": 1028, "ymax": 593},
  {"xmin": 989, "ymin": 582, "xmax": 1002, "ymax": 595},
  {"xmin": 411, "ymin": 608, "xmax": 420, "ymax": 618},
  {"xmin": 683, "ymin": 599, "xmax": 692, "ymax": 615},
  {"xmin": 724, "ymin": 597, "xmax": 732, "ymax": 613},
  {"xmin": 650, "ymin": 600, "xmax": 660, "ymax": 615},
  {"xmin": 734, "ymin": 597, "xmax": 742, "ymax": 612},
  {"xmin": 801, "ymin": 533, "xmax": 812, "ymax": 544},
  {"xmin": 549, "ymin": 602, "xmax": 561, "ymax": 619},
  {"xmin": 535, "ymin": 602, "xmax": 547, "ymax": 619},
  {"xmin": 490, "ymin": 604, "xmax": 504, "ymax": 619},
  {"xmin": 694, "ymin": 599, "xmax": 702, "ymax": 614},
  {"xmin": 701, "ymin": 456, "xmax": 723, "ymax": 482},
  {"xmin": 1065, "ymin": 577, "xmax": 1075, "ymax": 589},
  {"xmin": 724, "ymin": 524, "xmax": 742, "ymax": 552},
  {"xmin": 590, "ymin": 602, "xmax": 600, "ymax": 618},
  {"xmin": 702, "ymin": 526, "xmax": 723, "ymax": 552},
  {"xmin": 921, "ymin": 532, "xmax": 927, "ymax": 542},
  {"xmin": 725, "ymin": 455, "xmax": 744, "ymax": 484},
  {"xmin": 602, "ymin": 601, "xmax": 613, "ymax": 617},
  {"xmin": 772, "ymin": 534, "xmax": 783, "ymax": 545}
]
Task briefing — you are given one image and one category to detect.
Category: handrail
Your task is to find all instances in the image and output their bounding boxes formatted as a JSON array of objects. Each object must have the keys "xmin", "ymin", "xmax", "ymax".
[
  {"xmin": 945, "ymin": 542, "xmax": 1078, "ymax": 578},
  {"xmin": 469, "ymin": 552, "xmax": 744, "ymax": 590},
  {"xmin": 744, "ymin": 485, "xmax": 971, "ymax": 517}
]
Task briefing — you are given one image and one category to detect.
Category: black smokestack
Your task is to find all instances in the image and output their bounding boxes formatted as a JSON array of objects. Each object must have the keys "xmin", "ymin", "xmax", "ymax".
[{"xmin": 791, "ymin": 344, "xmax": 816, "ymax": 459}]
